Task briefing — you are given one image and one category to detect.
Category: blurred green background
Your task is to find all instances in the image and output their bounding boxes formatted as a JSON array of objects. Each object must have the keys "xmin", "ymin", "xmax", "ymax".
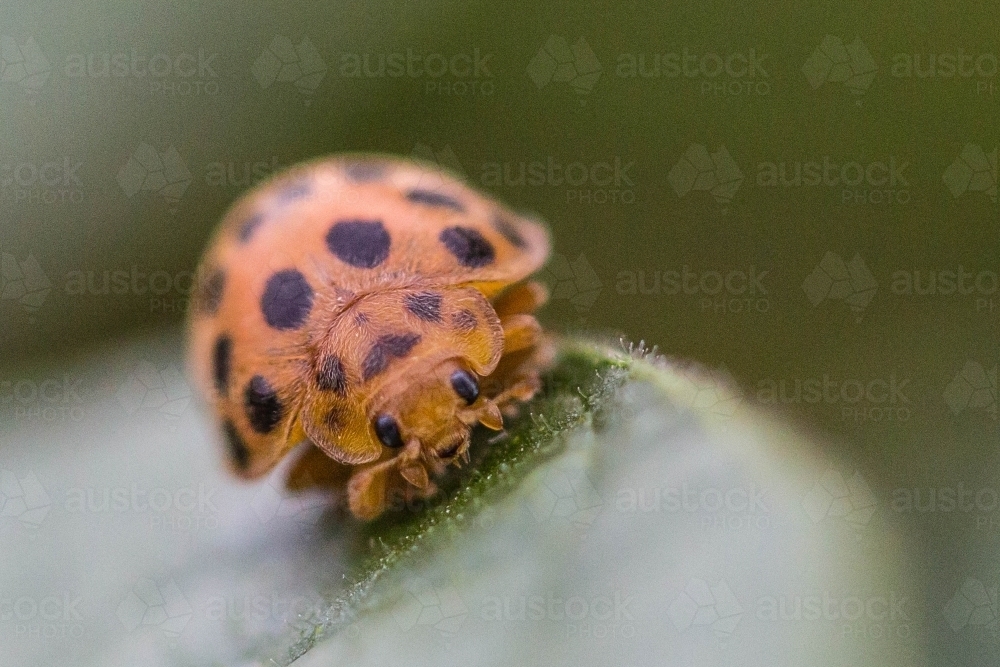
[{"xmin": 0, "ymin": 0, "xmax": 998, "ymax": 664}]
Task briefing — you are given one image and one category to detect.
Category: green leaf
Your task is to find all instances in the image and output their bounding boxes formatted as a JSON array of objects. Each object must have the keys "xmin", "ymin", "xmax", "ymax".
[{"xmin": 0, "ymin": 337, "xmax": 918, "ymax": 667}]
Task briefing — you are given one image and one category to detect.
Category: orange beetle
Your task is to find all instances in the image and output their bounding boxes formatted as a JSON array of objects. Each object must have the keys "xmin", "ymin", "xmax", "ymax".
[{"xmin": 187, "ymin": 155, "xmax": 552, "ymax": 519}]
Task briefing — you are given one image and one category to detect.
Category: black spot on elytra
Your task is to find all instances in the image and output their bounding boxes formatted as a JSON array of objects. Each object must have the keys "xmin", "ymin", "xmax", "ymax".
[
  {"xmin": 244, "ymin": 375, "xmax": 284, "ymax": 434},
  {"xmin": 261, "ymin": 269, "xmax": 313, "ymax": 330},
  {"xmin": 344, "ymin": 160, "xmax": 386, "ymax": 182},
  {"xmin": 276, "ymin": 178, "xmax": 310, "ymax": 203},
  {"xmin": 238, "ymin": 212, "xmax": 265, "ymax": 243},
  {"xmin": 404, "ymin": 291, "xmax": 443, "ymax": 322},
  {"xmin": 440, "ymin": 226, "xmax": 495, "ymax": 268},
  {"xmin": 326, "ymin": 219, "xmax": 391, "ymax": 269},
  {"xmin": 212, "ymin": 335, "xmax": 232, "ymax": 397},
  {"xmin": 452, "ymin": 309, "xmax": 478, "ymax": 332},
  {"xmin": 491, "ymin": 213, "xmax": 527, "ymax": 248},
  {"xmin": 405, "ymin": 188, "xmax": 465, "ymax": 212},
  {"xmin": 198, "ymin": 269, "xmax": 226, "ymax": 315},
  {"xmin": 361, "ymin": 347, "xmax": 388, "ymax": 380},
  {"xmin": 223, "ymin": 420, "xmax": 250, "ymax": 470},
  {"xmin": 362, "ymin": 332, "xmax": 421, "ymax": 380},
  {"xmin": 381, "ymin": 333, "xmax": 422, "ymax": 357},
  {"xmin": 315, "ymin": 354, "xmax": 347, "ymax": 394}
]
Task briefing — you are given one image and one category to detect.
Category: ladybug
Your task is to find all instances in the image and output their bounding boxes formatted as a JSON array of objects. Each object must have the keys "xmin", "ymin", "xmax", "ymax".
[{"xmin": 187, "ymin": 154, "xmax": 552, "ymax": 519}]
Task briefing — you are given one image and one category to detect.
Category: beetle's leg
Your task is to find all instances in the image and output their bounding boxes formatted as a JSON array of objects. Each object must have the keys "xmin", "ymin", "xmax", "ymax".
[
  {"xmin": 347, "ymin": 454, "xmax": 438, "ymax": 520},
  {"xmin": 486, "ymin": 311, "xmax": 555, "ymax": 415},
  {"xmin": 286, "ymin": 443, "xmax": 352, "ymax": 491},
  {"xmin": 493, "ymin": 280, "xmax": 548, "ymax": 318},
  {"xmin": 500, "ymin": 313, "xmax": 542, "ymax": 354}
]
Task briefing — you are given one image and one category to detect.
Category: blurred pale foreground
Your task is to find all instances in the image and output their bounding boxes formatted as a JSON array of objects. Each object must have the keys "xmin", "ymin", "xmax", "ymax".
[{"xmin": 0, "ymin": 334, "xmax": 920, "ymax": 666}]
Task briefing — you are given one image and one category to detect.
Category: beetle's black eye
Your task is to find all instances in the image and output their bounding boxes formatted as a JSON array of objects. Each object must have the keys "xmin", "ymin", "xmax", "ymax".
[
  {"xmin": 450, "ymin": 369, "xmax": 479, "ymax": 405},
  {"xmin": 374, "ymin": 413, "xmax": 405, "ymax": 448}
]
